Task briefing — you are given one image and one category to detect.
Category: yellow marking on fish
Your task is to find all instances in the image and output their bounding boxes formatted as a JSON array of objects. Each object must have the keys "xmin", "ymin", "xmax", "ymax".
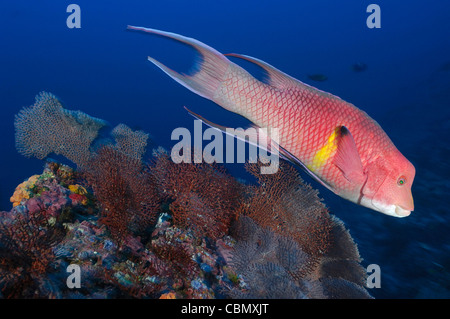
[{"xmin": 308, "ymin": 127, "xmax": 340, "ymax": 172}]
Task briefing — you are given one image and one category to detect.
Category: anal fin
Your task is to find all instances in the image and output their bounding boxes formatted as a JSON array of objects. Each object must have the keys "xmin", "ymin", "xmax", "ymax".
[{"xmin": 185, "ymin": 106, "xmax": 336, "ymax": 192}]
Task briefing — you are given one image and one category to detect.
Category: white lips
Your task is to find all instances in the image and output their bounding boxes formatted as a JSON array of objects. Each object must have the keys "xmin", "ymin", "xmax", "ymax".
[
  {"xmin": 377, "ymin": 204, "xmax": 409, "ymax": 218},
  {"xmin": 395, "ymin": 205, "xmax": 411, "ymax": 217},
  {"xmin": 375, "ymin": 203, "xmax": 410, "ymax": 218},
  {"xmin": 361, "ymin": 197, "xmax": 411, "ymax": 218}
]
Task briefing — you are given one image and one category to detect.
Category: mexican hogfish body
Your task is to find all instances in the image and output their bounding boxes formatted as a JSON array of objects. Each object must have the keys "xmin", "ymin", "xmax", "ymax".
[{"xmin": 128, "ymin": 26, "xmax": 415, "ymax": 218}]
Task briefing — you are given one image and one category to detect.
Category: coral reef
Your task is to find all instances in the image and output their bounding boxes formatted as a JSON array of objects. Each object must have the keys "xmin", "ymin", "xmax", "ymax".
[
  {"xmin": 82, "ymin": 145, "xmax": 159, "ymax": 245},
  {"xmin": 14, "ymin": 92, "xmax": 107, "ymax": 168},
  {"xmin": 0, "ymin": 92, "xmax": 371, "ymax": 299},
  {"xmin": 236, "ymin": 161, "xmax": 333, "ymax": 277},
  {"xmin": 111, "ymin": 123, "xmax": 149, "ymax": 161},
  {"xmin": 10, "ymin": 174, "xmax": 40, "ymax": 207},
  {"xmin": 152, "ymin": 149, "xmax": 243, "ymax": 242},
  {"xmin": 226, "ymin": 161, "xmax": 370, "ymax": 298}
]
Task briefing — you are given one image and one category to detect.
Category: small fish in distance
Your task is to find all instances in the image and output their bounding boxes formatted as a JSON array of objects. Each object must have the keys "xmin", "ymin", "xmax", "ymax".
[
  {"xmin": 352, "ymin": 62, "xmax": 368, "ymax": 72},
  {"xmin": 307, "ymin": 73, "xmax": 328, "ymax": 82}
]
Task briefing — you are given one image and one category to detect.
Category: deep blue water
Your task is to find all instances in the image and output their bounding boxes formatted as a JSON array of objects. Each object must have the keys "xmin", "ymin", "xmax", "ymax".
[{"xmin": 1, "ymin": 0, "xmax": 449, "ymax": 298}]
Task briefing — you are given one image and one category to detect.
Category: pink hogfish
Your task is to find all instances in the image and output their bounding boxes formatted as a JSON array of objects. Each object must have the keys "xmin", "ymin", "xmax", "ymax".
[{"xmin": 128, "ymin": 26, "xmax": 415, "ymax": 218}]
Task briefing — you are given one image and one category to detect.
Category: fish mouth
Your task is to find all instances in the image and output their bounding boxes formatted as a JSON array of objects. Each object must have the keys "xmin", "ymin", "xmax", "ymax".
[
  {"xmin": 394, "ymin": 205, "xmax": 411, "ymax": 217},
  {"xmin": 369, "ymin": 200, "xmax": 412, "ymax": 218}
]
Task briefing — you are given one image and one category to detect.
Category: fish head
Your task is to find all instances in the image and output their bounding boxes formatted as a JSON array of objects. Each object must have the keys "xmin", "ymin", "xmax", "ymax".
[{"xmin": 361, "ymin": 150, "xmax": 415, "ymax": 218}]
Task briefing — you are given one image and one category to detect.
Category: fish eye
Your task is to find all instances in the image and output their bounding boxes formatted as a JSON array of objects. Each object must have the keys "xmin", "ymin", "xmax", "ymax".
[{"xmin": 397, "ymin": 176, "xmax": 407, "ymax": 186}]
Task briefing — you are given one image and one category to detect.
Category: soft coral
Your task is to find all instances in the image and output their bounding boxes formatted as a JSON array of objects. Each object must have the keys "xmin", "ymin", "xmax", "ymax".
[{"xmin": 152, "ymin": 150, "xmax": 244, "ymax": 242}]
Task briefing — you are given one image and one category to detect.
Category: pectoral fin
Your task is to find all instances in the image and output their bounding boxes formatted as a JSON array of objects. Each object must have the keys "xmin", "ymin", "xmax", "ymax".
[{"xmin": 333, "ymin": 126, "xmax": 366, "ymax": 184}]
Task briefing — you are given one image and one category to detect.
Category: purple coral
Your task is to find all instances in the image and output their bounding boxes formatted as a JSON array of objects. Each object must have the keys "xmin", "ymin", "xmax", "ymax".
[{"xmin": 26, "ymin": 182, "xmax": 69, "ymax": 219}]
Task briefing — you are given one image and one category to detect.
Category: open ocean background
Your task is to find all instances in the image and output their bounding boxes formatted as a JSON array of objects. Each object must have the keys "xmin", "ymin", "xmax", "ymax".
[{"xmin": 1, "ymin": 0, "xmax": 449, "ymax": 298}]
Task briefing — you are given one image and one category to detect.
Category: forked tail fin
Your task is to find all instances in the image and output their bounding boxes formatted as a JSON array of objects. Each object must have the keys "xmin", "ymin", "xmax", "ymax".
[{"xmin": 127, "ymin": 26, "xmax": 230, "ymax": 100}]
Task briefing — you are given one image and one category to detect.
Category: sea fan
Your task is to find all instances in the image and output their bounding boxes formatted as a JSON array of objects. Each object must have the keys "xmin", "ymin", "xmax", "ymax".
[
  {"xmin": 14, "ymin": 92, "xmax": 106, "ymax": 168},
  {"xmin": 151, "ymin": 149, "xmax": 243, "ymax": 242},
  {"xmin": 237, "ymin": 161, "xmax": 332, "ymax": 275},
  {"xmin": 83, "ymin": 145, "xmax": 160, "ymax": 245}
]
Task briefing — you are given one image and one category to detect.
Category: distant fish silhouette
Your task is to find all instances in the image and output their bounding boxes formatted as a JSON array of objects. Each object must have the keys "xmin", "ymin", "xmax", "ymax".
[
  {"xmin": 351, "ymin": 62, "xmax": 368, "ymax": 72},
  {"xmin": 438, "ymin": 61, "xmax": 450, "ymax": 72},
  {"xmin": 307, "ymin": 74, "xmax": 328, "ymax": 82}
]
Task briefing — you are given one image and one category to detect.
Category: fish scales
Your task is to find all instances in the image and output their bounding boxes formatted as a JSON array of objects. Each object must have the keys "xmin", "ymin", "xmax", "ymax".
[
  {"xmin": 215, "ymin": 62, "xmax": 393, "ymax": 197},
  {"xmin": 128, "ymin": 26, "xmax": 415, "ymax": 218}
]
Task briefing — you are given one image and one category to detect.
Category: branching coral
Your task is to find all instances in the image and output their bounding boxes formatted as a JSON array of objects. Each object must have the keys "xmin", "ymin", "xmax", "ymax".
[
  {"xmin": 236, "ymin": 161, "xmax": 332, "ymax": 276},
  {"xmin": 151, "ymin": 149, "xmax": 244, "ymax": 242},
  {"xmin": 0, "ymin": 205, "xmax": 64, "ymax": 298},
  {"xmin": 153, "ymin": 239, "xmax": 199, "ymax": 289},
  {"xmin": 83, "ymin": 145, "xmax": 160, "ymax": 245},
  {"xmin": 0, "ymin": 161, "xmax": 84, "ymax": 297}
]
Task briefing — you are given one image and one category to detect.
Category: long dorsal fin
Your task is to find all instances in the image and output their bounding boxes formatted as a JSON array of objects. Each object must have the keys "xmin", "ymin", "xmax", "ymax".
[
  {"xmin": 225, "ymin": 53, "xmax": 344, "ymax": 102},
  {"xmin": 224, "ymin": 53, "xmax": 299, "ymax": 90}
]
